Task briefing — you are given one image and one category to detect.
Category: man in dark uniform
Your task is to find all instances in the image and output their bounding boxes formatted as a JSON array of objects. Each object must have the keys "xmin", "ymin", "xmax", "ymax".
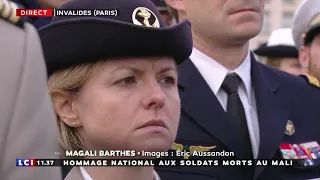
[
  {"xmin": 156, "ymin": 0, "xmax": 320, "ymax": 179},
  {"xmin": 254, "ymin": 28, "xmax": 304, "ymax": 75},
  {"xmin": 292, "ymin": 0, "xmax": 320, "ymax": 82}
]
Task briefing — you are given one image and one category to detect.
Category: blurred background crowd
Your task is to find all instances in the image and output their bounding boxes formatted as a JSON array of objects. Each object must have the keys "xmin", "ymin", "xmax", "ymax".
[{"xmin": 250, "ymin": 0, "xmax": 303, "ymax": 50}]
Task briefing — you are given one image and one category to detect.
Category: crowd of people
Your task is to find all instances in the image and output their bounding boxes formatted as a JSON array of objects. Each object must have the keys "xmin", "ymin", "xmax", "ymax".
[{"xmin": 0, "ymin": 0, "xmax": 319, "ymax": 179}]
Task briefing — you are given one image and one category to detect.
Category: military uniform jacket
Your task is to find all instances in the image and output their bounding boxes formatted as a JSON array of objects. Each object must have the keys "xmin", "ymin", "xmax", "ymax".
[
  {"xmin": 155, "ymin": 54, "xmax": 320, "ymax": 180},
  {"xmin": 65, "ymin": 167, "xmax": 162, "ymax": 180}
]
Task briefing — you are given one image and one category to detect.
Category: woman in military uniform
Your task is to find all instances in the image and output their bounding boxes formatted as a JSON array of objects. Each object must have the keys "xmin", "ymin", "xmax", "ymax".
[{"xmin": 38, "ymin": 0, "xmax": 192, "ymax": 179}]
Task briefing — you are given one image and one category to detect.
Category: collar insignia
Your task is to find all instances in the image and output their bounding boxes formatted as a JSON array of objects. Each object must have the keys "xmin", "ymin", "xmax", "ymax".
[
  {"xmin": 305, "ymin": 74, "xmax": 320, "ymax": 87},
  {"xmin": 170, "ymin": 143, "xmax": 216, "ymax": 159}
]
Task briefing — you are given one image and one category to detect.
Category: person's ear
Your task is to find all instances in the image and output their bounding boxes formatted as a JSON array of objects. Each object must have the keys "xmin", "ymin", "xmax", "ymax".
[
  {"xmin": 165, "ymin": 0, "xmax": 186, "ymax": 11},
  {"xmin": 299, "ymin": 46, "xmax": 310, "ymax": 69},
  {"xmin": 51, "ymin": 90, "xmax": 82, "ymax": 127}
]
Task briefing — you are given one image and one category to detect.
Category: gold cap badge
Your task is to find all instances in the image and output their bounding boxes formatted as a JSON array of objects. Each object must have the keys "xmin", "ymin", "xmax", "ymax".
[
  {"xmin": 285, "ymin": 120, "xmax": 295, "ymax": 136},
  {"xmin": 132, "ymin": 7, "xmax": 160, "ymax": 28}
]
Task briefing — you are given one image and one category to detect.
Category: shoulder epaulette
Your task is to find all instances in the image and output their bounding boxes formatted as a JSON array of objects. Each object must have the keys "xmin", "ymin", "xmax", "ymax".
[
  {"xmin": 0, "ymin": 0, "xmax": 26, "ymax": 28},
  {"xmin": 299, "ymin": 74, "xmax": 320, "ymax": 88}
]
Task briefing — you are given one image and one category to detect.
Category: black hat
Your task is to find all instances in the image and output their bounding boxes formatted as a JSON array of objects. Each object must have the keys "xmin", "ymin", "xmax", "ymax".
[
  {"xmin": 253, "ymin": 28, "xmax": 298, "ymax": 58},
  {"xmin": 253, "ymin": 46, "xmax": 298, "ymax": 58},
  {"xmin": 38, "ymin": 0, "xmax": 192, "ymax": 76}
]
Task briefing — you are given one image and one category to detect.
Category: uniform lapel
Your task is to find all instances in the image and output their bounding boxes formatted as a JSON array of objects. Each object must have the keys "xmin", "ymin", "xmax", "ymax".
[
  {"xmin": 250, "ymin": 54, "xmax": 291, "ymax": 179},
  {"xmin": 178, "ymin": 59, "xmax": 248, "ymax": 158}
]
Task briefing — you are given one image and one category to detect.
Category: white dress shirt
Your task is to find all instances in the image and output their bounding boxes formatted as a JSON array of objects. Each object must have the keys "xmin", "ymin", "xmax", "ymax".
[
  {"xmin": 189, "ymin": 48, "xmax": 260, "ymax": 158},
  {"xmin": 80, "ymin": 166, "xmax": 92, "ymax": 180},
  {"xmin": 80, "ymin": 166, "xmax": 161, "ymax": 180}
]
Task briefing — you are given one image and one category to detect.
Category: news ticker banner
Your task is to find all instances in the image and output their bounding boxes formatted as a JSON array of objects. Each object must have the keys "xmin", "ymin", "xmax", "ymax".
[
  {"xmin": 16, "ymin": 159, "xmax": 318, "ymax": 169},
  {"xmin": 16, "ymin": 9, "xmax": 118, "ymax": 17}
]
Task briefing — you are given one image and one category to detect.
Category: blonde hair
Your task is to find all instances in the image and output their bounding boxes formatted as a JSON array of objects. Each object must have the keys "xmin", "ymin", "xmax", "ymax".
[
  {"xmin": 48, "ymin": 61, "xmax": 104, "ymax": 156},
  {"xmin": 264, "ymin": 58, "xmax": 281, "ymax": 68}
]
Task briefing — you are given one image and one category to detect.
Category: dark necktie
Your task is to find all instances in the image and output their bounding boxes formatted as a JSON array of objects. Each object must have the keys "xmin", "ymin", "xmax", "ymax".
[{"xmin": 222, "ymin": 73, "xmax": 253, "ymax": 159}]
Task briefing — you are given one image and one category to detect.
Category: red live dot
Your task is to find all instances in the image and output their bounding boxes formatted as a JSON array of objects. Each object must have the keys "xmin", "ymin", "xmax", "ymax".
[{"xmin": 16, "ymin": 9, "xmax": 53, "ymax": 17}]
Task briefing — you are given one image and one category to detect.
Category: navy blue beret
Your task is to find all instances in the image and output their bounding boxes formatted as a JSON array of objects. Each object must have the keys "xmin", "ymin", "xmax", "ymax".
[{"xmin": 38, "ymin": 0, "xmax": 192, "ymax": 76}]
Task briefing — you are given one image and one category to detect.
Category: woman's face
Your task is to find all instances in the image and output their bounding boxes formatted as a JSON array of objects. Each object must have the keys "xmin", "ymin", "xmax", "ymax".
[{"xmin": 74, "ymin": 57, "xmax": 180, "ymax": 153}]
